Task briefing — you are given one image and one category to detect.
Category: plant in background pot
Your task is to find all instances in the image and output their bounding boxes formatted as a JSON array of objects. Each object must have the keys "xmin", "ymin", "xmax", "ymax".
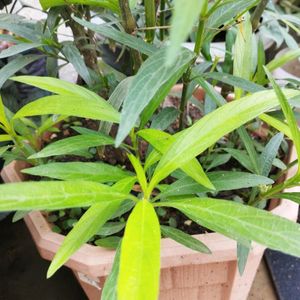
[{"xmin": 2, "ymin": 1, "xmax": 300, "ymax": 300}]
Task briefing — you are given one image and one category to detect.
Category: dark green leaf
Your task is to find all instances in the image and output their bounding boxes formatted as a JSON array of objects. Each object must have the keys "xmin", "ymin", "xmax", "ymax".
[
  {"xmin": 22, "ymin": 162, "xmax": 132, "ymax": 182},
  {"xmin": 160, "ymin": 225, "xmax": 211, "ymax": 253}
]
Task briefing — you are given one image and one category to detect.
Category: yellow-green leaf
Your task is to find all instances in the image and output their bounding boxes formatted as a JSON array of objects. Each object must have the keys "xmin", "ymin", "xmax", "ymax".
[{"xmin": 118, "ymin": 200, "xmax": 161, "ymax": 300}]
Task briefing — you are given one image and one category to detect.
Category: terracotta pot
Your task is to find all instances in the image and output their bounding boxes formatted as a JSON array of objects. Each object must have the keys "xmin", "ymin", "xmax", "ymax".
[{"xmin": 1, "ymin": 149, "xmax": 299, "ymax": 300}]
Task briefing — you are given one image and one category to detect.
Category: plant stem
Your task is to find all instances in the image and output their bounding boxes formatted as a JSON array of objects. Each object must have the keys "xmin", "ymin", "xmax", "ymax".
[
  {"xmin": 118, "ymin": 0, "xmax": 143, "ymax": 73},
  {"xmin": 145, "ymin": 0, "xmax": 156, "ymax": 43},
  {"xmin": 179, "ymin": 18, "xmax": 205, "ymax": 130},
  {"xmin": 159, "ymin": 0, "xmax": 166, "ymax": 41},
  {"xmin": 60, "ymin": 7, "xmax": 99, "ymax": 72},
  {"xmin": 251, "ymin": 0, "xmax": 269, "ymax": 32}
]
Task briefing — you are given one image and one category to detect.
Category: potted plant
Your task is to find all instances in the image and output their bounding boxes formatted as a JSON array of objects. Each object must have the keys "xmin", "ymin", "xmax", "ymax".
[{"xmin": 1, "ymin": 1, "xmax": 300, "ymax": 300}]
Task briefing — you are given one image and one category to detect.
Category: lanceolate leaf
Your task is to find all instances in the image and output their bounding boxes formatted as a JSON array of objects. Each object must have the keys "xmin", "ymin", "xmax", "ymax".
[
  {"xmin": 0, "ymin": 55, "xmax": 43, "ymax": 88},
  {"xmin": 40, "ymin": 0, "xmax": 120, "ymax": 13},
  {"xmin": 13, "ymin": 95, "xmax": 120, "ymax": 123},
  {"xmin": 204, "ymin": 0, "xmax": 259, "ymax": 42},
  {"xmin": 237, "ymin": 241, "xmax": 251, "ymax": 275},
  {"xmin": 160, "ymin": 225, "xmax": 211, "ymax": 253},
  {"xmin": 0, "ymin": 43, "xmax": 43, "ymax": 59},
  {"xmin": 149, "ymin": 89, "xmax": 300, "ymax": 192},
  {"xmin": 265, "ymin": 68, "xmax": 300, "ymax": 175},
  {"xmin": 22, "ymin": 162, "xmax": 132, "ymax": 182},
  {"xmin": 62, "ymin": 43, "xmax": 93, "ymax": 87},
  {"xmin": 202, "ymin": 72, "xmax": 265, "ymax": 93},
  {"xmin": 118, "ymin": 200, "xmax": 160, "ymax": 300},
  {"xmin": 29, "ymin": 134, "xmax": 114, "ymax": 159},
  {"xmin": 158, "ymin": 198, "xmax": 300, "ymax": 257},
  {"xmin": 128, "ymin": 154, "xmax": 148, "ymax": 193},
  {"xmin": 160, "ymin": 171, "xmax": 273, "ymax": 198},
  {"xmin": 47, "ymin": 200, "xmax": 122, "ymax": 278},
  {"xmin": 0, "ymin": 181, "xmax": 134, "ymax": 211},
  {"xmin": 138, "ymin": 129, "xmax": 214, "ymax": 190},
  {"xmin": 260, "ymin": 133, "xmax": 284, "ymax": 176},
  {"xmin": 166, "ymin": 0, "xmax": 206, "ymax": 65},
  {"xmin": 116, "ymin": 48, "xmax": 195, "ymax": 146},
  {"xmin": 233, "ymin": 12, "xmax": 253, "ymax": 99},
  {"xmin": 273, "ymin": 193, "xmax": 300, "ymax": 204},
  {"xmin": 73, "ymin": 17, "xmax": 156, "ymax": 56},
  {"xmin": 259, "ymin": 113, "xmax": 292, "ymax": 139},
  {"xmin": 11, "ymin": 76, "xmax": 100, "ymax": 101},
  {"xmin": 99, "ymin": 77, "xmax": 133, "ymax": 135},
  {"xmin": 224, "ymin": 149, "xmax": 254, "ymax": 173},
  {"xmin": 267, "ymin": 48, "xmax": 300, "ymax": 72},
  {"xmin": 102, "ymin": 243, "xmax": 121, "ymax": 300}
]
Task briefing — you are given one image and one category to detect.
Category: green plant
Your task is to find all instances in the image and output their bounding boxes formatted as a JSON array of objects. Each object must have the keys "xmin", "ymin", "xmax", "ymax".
[{"xmin": 2, "ymin": 1, "xmax": 300, "ymax": 300}]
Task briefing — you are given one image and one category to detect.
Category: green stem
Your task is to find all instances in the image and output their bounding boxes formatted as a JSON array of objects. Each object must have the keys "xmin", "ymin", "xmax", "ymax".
[
  {"xmin": 118, "ymin": 0, "xmax": 142, "ymax": 73},
  {"xmin": 145, "ymin": 0, "xmax": 156, "ymax": 43},
  {"xmin": 159, "ymin": 0, "xmax": 165, "ymax": 41},
  {"xmin": 178, "ymin": 18, "xmax": 205, "ymax": 130},
  {"xmin": 251, "ymin": 0, "xmax": 269, "ymax": 32}
]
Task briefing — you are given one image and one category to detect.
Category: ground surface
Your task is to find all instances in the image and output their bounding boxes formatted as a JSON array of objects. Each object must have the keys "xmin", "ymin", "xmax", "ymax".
[{"xmin": 0, "ymin": 215, "xmax": 86, "ymax": 300}]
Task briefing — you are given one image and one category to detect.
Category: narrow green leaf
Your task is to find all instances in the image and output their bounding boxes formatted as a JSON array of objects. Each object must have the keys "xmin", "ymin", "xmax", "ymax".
[
  {"xmin": 267, "ymin": 48, "xmax": 300, "ymax": 72},
  {"xmin": 0, "ymin": 14, "xmax": 40, "ymax": 41},
  {"xmin": 128, "ymin": 154, "xmax": 148, "ymax": 194},
  {"xmin": 40, "ymin": 0, "xmax": 120, "ymax": 12},
  {"xmin": 273, "ymin": 193, "xmax": 300, "ymax": 204},
  {"xmin": 224, "ymin": 148, "xmax": 254, "ymax": 173},
  {"xmin": 29, "ymin": 134, "xmax": 114, "ymax": 159},
  {"xmin": 0, "ymin": 135, "xmax": 12, "ymax": 142},
  {"xmin": 22, "ymin": 162, "xmax": 132, "ymax": 182},
  {"xmin": 149, "ymin": 89, "xmax": 300, "ymax": 191},
  {"xmin": 14, "ymin": 95, "xmax": 120, "ymax": 123},
  {"xmin": 237, "ymin": 126, "xmax": 260, "ymax": 174},
  {"xmin": 0, "ymin": 55, "xmax": 43, "ymax": 88},
  {"xmin": 62, "ymin": 43, "xmax": 93, "ymax": 87},
  {"xmin": 160, "ymin": 172, "xmax": 273, "ymax": 198},
  {"xmin": 206, "ymin": 154, "xmax": 231, "ymax": 171},
  {"xmin": 73, "ymin": 17, "xmax": 157, "ymax": 56},
  {"xmin": 260, "ymin": 133, "xmax": 284, "ymax": 176},
  {"xmin": 116, "ymin": 47, "xmax": 194, "ymax": 146},
  {"xmin": 0, "ymin": 181, "xmax": 133, "ymax": 211},
  {"xmin": 99, "ymin": 77, "xmax": 133, "ymax": 135},
  {"xmin": 47, "ymin": 200, "xmax": 122, "ymax": 278},
  {"xmin": 265, "ymin": 67, "xmax": 300, "ymax": 175},
  {"xmin": 102, "ymin": 242, "xmax": 121, "ymax": 300},
  {"xmin": 204, "ymin": 0, "xmax": 259, "ymax": 42},
  {"xmin": 95, "ymin": 236, "xmax": 121, "ymax": 249},
  {"xmin": 118, "ymin": 200, "xmax": 160, "ymax": 300},
  {"xmin": 166, "ymin": 0, "xmax": 206, "ymax": 65},
  {"xmin": 237, "ymin": 241, "xmax": 251, "ymax": 275},
  {"xmin": 151, "ymin": 107, "xmax": 179, "ymax": 131},
  {"xmin": 202, "ymin": 72, "xmax": 265, "ymax": 93},
  {"xmin": 160, "ymin": 225, "xmax": 211, "ymax": 254},
  {"xmin": 259, "ymin": 113, "xmax": 292, "ymax": 139},
  {"xmin": 0, "ymin": 43, "xmax": 43, "ymax": 59},
  {"xmin": 11, "ymin": 76, "xmax": 99, "ymax": 101},
  {"xmin": 98, "ymin": 222, "xmax": 125, "ymax": 236},
  {"xmin": 138, "ymin": 129, "xmax": 214, "ymax": 190},
  {"xmin": 158, "ymin": 198, "xmax": 300, "ymax": 257},
  {"xmin": 0, "ymin": 96, "xmax": 10, "ymax": 130},
  {"xmin": 233, "ymin": 12, "xmax": 253, "ymax": 99}
]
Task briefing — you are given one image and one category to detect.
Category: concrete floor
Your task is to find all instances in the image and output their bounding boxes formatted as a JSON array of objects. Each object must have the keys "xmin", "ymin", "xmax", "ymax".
[{"xmin": 248, "ymin": 261, "xmax": 277, "ymax": 300}]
